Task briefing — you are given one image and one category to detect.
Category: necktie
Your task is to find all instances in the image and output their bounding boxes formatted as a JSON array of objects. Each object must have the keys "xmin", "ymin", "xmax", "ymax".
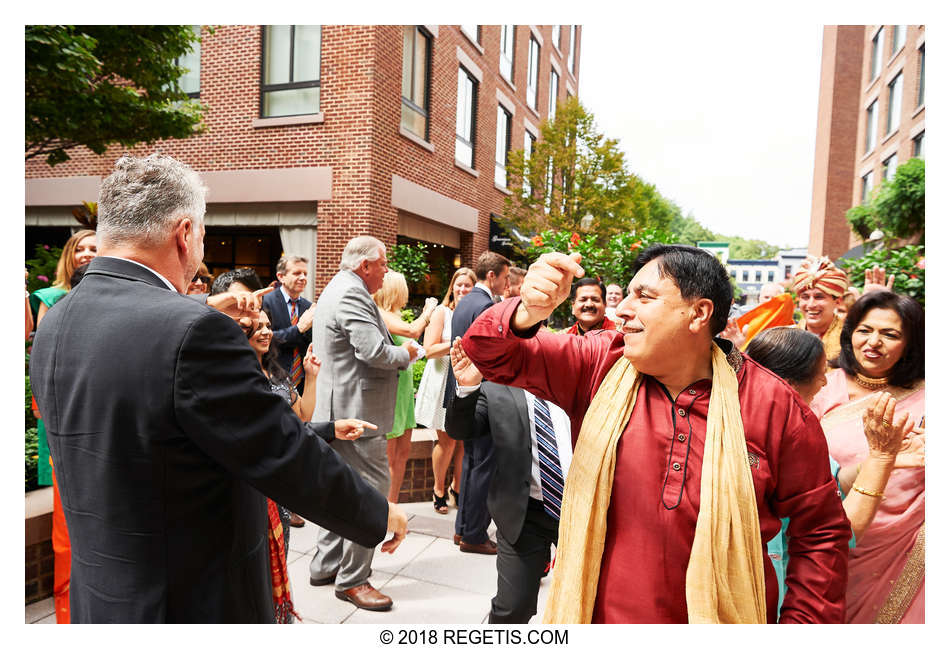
[
  {"xmin": 289, "ymin": 299, "xmax": 302, "ymax": 388},
  {"xmin": 534, "ymin": 398, "xmax": 564, "ymax": 520}
]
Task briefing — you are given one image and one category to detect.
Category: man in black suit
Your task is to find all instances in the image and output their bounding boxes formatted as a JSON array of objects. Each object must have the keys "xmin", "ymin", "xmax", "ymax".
[
  {"xmin": 447, "ymin": 251, "xmax": 510, "ymax": 555},
  {"xmin": 29, "ymin": 154, "xmax": 407, "ymax": 623},
  {"xmin": 262, "ymin": 255, "xmax": 316, "ymax": 395},
  {"xmin": 446, "ymin": 339, "xmax": 572, "ymax": 623}
]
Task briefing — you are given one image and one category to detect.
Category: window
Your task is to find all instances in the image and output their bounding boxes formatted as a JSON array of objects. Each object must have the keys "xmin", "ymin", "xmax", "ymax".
[
  {"xmin": 767, "ymin": 271, "xmax": 775, "ymax": 282},
  {"xmin": 499, "ymin": 25, "xmax": 515, "ymax": 82},
  {"xmin": 523, "ymin": 130, "xmax": 536, "ymax": 195},
  {"xmin": 552, "ymin": 25, "xmax": 561, "ymax": 51},
  {"xmin": 861, "ymin": 171, "xmax": 874, "ymax": 204},
  {"xmin": 261, "ymin": 25, "xmax": 322, "ymax": 118},
  {"xmin": 549, "ymin": 68, "xmax": 559, "ymax": 117},
  {"xmin": 784, "ymin": 265, "xmax": 792, "ymax": 279},
  {"xmin": 755, "ymin": 270, "xmax": 762, "ymax": 282},
  {"xmin": 176, "ymin": 25, "xmax": 201, "ymax": 98},
  {"xmin": 567, "ymin": 26, "xmax": 576, "ymax": 75},
  {"xmin": 913, "ymin": 131, "xmax": 924, "ymax": 159},
  {"xmin": 892, "ymin": 25, "xmax": 906, "ymax": 55},
  {"xmin": 870, "ymin": 27, "xmax": 883, "ymax": 80},
  {"xmin": 729, "ymin": 270, "xmax": 736, "ymax": 279},
  {"xmin": 460, "ymin": 25, "xmax": 479, "ymax": 43},
  {"xmin": 455, "ymin": 67, "xmax": 477, "ymax": 168},
  {"xmin": 886, "ymin": 72, "xmax": 903, "ymax": 134},
  {"xmin": 495, "ymin": 105, "xmax": 512, "ymax": 187},
  {"xmin": 742, "ymin": 271, "xmax": 749, "ymax": 282},
  {"xmin": 401, "ymin": 26, "xmax": 431, "ymax": 140},
  {"xmin": 884, "ymin": 154, "xmax": 898, "ymax": 182},
  {"xmin": 917, "ymin": 45, "xmax": 925, "ymax": 107},
  {"xmin": 865, "ymin": 100, "xmax": 878, "ymax": 153},
  {"xmin": 527, "ymin": 36, "xmax": 540, "ymax": 109}
]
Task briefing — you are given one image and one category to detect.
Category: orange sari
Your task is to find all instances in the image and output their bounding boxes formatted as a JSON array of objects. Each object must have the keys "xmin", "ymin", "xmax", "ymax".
[{"xmin": 267, "ymin": 499, "xmax": 300, "ymax": 623}]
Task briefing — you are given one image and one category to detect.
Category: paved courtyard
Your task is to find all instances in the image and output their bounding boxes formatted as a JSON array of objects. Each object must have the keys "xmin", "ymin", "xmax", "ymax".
[{"xmin": 26, "ymin": 501, "xmax": 553, "ymax": 624}]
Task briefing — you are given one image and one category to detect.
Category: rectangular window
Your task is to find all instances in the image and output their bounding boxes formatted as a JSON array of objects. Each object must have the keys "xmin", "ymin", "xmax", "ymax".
[
  {"xmin": 455, "ymin": 67, "xmax": 477, "ymax": 168},
  {"xmin": 495, "ymin": 105, "xmax": 512, "ymax": 187},
  {"xmin": 865, "ymin": 100, "xmax": 878, "ymax": 153},
  {"xmin": 913, "ymin": 131, "xmax": 924, "ymax": 159},
  {"xmin": 176, "ymin": 25, "xmax": 201, "ymax": 98},
  {"xmin": 884, "ymin": 154, "xmax": 898, "ymax": 182},
  {"xmin": 784, "ymin": 265, "xmax": 792, "ymax": 279},
  {"xmin": 755, "ymin": 270, "xmax": 762, "ymax": 282},
  {"xmin": 742, "ymin": 271, "xmax": 749, "ymax": 282},
  {"xmin": 892, "ymin": 25, "xmax": 906, "ymax": 55},
  {"xmin": 523, "ymin": 130, "xmax": 535, "ymax": 195},
  {"xmin": 499, "ymin": 25, "xmax": 515, "ymax": 82},
  {"xmin": 729, "ymin": 270, "xmax": 736, "ymax": 279},
  {"xmin": 549, "ymin": 68, "xmax": 559, "ymax": 117},
  {"xmin": 552, "ymin": 25, "xmax": 561, "ymax": 51},
  {"xmin": 567, "ymin": 26, "xmax": 576, "ymax": 75},
  {"xmin": 917, "ymin": 45, "xmax": 925, "ymax": 107},
  {"xmin": 767, "ymin": 271, "xmax": 775, "ymax": 282},
  {"xmin": 527, "ymin": 36, "xmax": 540, "ymax": 109},
  {"xmin": 861, "ymin": 171, "xmax": 874, "ymax": 204},
  {"xmin": 886, "ymin": 72, "xmax": 903, "ymax": 134},
  {"xmin": 261, "ymin": 25, "xmax": 321, "ymax": 118},
  {"xmin": 460, "ymin": 25, "xmax": 479, "ymax": 43},
  {"xmin": 401, "ymin": 26, "xmax": 431, "ymax": 140},
  {"xmin": 870, "ymin": 27, "xmax": 883, "ymax": 80}
]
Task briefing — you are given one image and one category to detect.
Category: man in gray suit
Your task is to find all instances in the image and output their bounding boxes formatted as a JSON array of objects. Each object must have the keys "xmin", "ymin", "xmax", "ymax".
[{"xmin": 309, "ymin": 235, "xmax": 420, "ymax": 611}]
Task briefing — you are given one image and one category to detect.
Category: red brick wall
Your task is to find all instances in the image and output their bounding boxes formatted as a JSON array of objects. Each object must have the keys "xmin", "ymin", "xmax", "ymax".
[{"xmin": 25, "ymin": 25, "xmax": 582, "ymax": 289}]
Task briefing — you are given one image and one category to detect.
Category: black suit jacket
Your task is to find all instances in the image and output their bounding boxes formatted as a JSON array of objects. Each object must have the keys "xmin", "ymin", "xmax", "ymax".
[
  {"xmin": 261, "ymin": 287, "xmax": 313, "ymax": 377},
  {"xmin": 443, "ymin": 286, "xmax": 495, "ymax": 409},
  {"xmin": 29, "ymin": 257, "xmax": 388, "ymax": 623},
  {"xmin": 445, "ymin": 382, "xmax": 542, "ymax": 545}
]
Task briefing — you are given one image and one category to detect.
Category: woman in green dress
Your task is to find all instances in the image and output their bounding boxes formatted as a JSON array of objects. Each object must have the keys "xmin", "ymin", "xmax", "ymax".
[{"xmin": 373, "ymin": 270, "xmax": 437, "ymax": 503}]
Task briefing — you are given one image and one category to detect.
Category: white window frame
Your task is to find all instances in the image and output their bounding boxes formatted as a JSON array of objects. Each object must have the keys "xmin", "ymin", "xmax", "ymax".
[
  {"xmin": 499, "ymin": 25, "xmax": 515, "ymax": 82},
  {"xmin": 865, "ymin": 99, "xmax": 878, "ymax": 153},
  {"xmin": 455, "ymin": 67, "xmax": 478, "ymax": 168},
  {"xmin": 527, "ymin": 36, "xmax": 540, "ymax": 109},
  {"xmin": 886, "ymin": 71, "xmax": 903, "ymax": 135},
  {"xmin": 495, "ymin": 105, "xmax": 512, "ymax": 187}
]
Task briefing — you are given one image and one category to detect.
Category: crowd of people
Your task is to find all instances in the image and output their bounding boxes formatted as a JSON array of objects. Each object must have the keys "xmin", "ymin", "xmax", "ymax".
[{"xmin": 27, "ymin": 153, "xmax": 924, "ymax": 624}]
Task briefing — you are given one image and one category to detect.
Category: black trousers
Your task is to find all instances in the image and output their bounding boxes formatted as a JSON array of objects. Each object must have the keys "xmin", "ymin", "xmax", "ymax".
[
  {"xmin": 489, "ymin": 500, "xmax": 559, "ymax": 624},
  {"xmin": 454, "ymin": 435, "xmax": 494, "ymax": 544}
]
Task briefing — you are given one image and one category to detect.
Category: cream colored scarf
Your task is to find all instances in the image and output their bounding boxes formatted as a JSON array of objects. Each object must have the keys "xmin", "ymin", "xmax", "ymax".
[{"xmin": 542, "ymin": 344, "xmax": 767, "ymax": 624}]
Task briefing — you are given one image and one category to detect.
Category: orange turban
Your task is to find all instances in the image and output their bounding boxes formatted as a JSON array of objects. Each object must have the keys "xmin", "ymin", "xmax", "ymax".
[{"xmin": 791, "ymin": 255, "xmax": 849, "ymax": 298}]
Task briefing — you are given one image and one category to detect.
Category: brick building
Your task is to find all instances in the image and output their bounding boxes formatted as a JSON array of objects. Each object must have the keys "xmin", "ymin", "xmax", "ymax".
[
  {"xmin": 808, "ymin": 25, "xmax": 925, "ymax": 260},
  {"xmin": 25, "ymin": 25, "xmax": 583, "ymax": 298}
]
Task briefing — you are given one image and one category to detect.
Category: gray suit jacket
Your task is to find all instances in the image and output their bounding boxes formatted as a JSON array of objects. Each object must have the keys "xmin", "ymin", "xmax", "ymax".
[{"xmin": 311, "ymin": 269, "xmax": 411, "ymax": 435}]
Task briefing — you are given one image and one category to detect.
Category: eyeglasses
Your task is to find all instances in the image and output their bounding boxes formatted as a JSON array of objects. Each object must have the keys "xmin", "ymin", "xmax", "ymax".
[{"xmin": 192, "ymin": 275, "xmax": 211, "ymax": 284}]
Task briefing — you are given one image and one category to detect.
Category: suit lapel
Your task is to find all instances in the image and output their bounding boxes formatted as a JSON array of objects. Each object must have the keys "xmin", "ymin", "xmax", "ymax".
[{"xmin": 504, "ymin": 384, "xmax": 532, "ymax": 445}]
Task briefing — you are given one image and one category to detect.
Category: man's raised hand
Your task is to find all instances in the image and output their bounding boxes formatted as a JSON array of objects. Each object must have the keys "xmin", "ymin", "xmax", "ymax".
[
  {"xmin": 514, "ymin": 252, "xmax": 585, "ymax": 331},
  {"xmin": 450, "ymin": 337, "xmax": 483, "ymax": 387},
  {"xmin": 207, "ymin": 286, "xmax": 276, "ymax": 334}
]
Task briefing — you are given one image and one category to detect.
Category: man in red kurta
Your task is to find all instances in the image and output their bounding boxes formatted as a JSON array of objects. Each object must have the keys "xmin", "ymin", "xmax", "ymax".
[
  {"xmin": 562, "ymin": 278, "xmax": 617, "ymax": 336},
  {"xmin": 462, "ymin": 245, "xmax": 850, "ymax": 623}
]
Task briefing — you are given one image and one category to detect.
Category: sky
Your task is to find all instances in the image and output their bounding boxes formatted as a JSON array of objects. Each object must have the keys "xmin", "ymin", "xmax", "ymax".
[{"xmin": 579, "ymin": 22, "xmax": 824, "ymax": 249}]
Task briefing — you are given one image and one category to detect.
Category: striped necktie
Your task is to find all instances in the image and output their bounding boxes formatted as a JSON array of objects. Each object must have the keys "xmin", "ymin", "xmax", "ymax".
[
  {"xmin": 534, "ymin": 398, "xmax": 564, "ymax": 520},
  {"xmin": 289, "ymin": 298, "xmax": 302, "ymax": 388}
]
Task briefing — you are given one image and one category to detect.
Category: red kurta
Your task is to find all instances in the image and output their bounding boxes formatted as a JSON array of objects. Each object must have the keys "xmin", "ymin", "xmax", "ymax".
[{"xmin": 463, "ymin": 299, "xmax": 850, "ymax": 623}]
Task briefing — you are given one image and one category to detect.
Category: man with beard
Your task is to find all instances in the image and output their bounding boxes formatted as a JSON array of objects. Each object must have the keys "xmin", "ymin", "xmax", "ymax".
[{"xmin": 563, "ymin": 278, "xmax": 616, "ymax": 336}]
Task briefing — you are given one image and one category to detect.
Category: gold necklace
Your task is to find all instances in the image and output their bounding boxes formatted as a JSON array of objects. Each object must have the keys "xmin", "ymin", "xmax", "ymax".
[{"xmin": 854, "ymin": 372, "xmax": 890, "ymax": 390}]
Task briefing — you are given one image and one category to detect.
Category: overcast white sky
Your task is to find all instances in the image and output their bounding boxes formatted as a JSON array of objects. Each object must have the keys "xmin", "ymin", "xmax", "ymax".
[{"xmin": 578, "ymin": 23, "xmax": 824, "ymax": 249}]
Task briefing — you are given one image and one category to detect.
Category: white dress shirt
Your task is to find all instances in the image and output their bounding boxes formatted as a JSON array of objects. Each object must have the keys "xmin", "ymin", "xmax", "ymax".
[{"xmin": 105, "ymin": 256, "xmax": 177, "ymax": 292}]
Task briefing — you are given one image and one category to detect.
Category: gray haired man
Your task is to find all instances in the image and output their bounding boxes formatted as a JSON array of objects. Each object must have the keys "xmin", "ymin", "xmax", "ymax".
[{"xmin": 308, "ymin": 235, "xmax": 421, "ymax": 611}]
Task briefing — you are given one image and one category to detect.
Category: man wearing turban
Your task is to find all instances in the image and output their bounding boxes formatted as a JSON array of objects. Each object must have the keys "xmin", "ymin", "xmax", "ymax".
[{"xmin": 792, "ymin": 256, "xmax": 850, "ymax": 363}]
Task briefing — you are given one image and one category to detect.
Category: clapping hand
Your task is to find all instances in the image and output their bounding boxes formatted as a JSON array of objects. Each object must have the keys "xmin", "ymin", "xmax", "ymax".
[
  {"xmin": 863, "ymin": 265, "xmax": 895, "ymax": 295},
  {"xmin": 862, "ymin": 392, "xmax": 914, "ymax": 459},
  {"xmin": 721, "ymin": 318, "xmax": 749, "ymax": 350},
  {"xmin": 450, "ymin": 337, "xmax": 482, "ymax": 387},
  {"xmin": 303, "ymin": 343, "xmax": 321, "ymax": 377},
  {"xmin": 895, "ymin": 417, "xmax": 925, "ymax": 468},
  {"xmin": 333, "ymin": 418, "xmax": 377, "ymax": 441},
  {"xmin": 297, "ymin": 303, "xmax": 317, "ymax": 333}
]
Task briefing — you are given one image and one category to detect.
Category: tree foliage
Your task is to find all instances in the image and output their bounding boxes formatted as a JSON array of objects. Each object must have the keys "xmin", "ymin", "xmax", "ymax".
[
  {"xmin": 669, "ymin": 211, "xmax": 778, "ymax": 259},
  {"xmin": 26, "ymin": 25, "xmax": 206, "ymax": 166},
  {"xmin": 847, "ymin": 158, "xmax": 925, "ymax": 245},
  {"xmin": 388, "ymin": 242, "xmax": 430, "ymax": 284},
  {"xmin": 840, "ymin": 245, "xmax": 925, "ymax": 307},
  {"xmin": 503, "ymin": 97, "xmax": 673, "ymax": 244}
]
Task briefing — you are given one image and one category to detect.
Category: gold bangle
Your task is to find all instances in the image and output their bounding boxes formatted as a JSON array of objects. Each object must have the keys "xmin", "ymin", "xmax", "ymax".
[{"xmin": 851, "ymin": 484, "xmax": 886, "ymax": 500}]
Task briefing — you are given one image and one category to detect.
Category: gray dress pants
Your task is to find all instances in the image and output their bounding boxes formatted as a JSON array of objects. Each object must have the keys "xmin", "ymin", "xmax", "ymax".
[{"xmin": 309, "ymin": 435, "xmax": 390, "ymax": 590}]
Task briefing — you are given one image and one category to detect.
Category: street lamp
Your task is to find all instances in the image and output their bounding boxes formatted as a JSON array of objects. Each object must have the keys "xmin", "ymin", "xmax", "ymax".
[{"xmin": 579, "ymin": 213, "xmax": 594, "ymax": 231}]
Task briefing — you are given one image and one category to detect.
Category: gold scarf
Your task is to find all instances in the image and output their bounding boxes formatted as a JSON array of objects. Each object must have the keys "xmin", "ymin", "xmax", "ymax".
[{"xmin": 543, "ymin": 344, "xmax": 767, "ymax": 624}]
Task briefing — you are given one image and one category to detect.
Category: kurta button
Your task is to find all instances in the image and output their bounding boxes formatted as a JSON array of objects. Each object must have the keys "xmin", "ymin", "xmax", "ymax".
[
  {"xmin": 498, "ymin": 325, "xmax": 503, "ymax": 332},
  {"xmin": 689, "ymin": 389, "xmax": 696, "ymax": 395},
  {"xmin": 672, "ymin": 462, "xmax": 682, "ymax": 471},
  {"xmin": 677, "ymin": 433, "xmax": 686, "ymax": 442},
  {"xmin": 677, "ymin": 408, "xmax": 686, "ymax": 416}
]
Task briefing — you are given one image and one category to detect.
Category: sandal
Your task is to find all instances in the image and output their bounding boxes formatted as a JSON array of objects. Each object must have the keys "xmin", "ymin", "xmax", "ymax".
[
  {"xmin": 433, "ymin": 491, "xmax": 449, "ymax": 515},
  {"xmin": 448, "ymin": 487, "xmax": 460, "ymax": 508}
]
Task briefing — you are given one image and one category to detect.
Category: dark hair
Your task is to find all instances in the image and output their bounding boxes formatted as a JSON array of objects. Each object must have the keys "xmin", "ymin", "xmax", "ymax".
[
  {"xmin": 210, "ymin": 268, "xmax": 264, "ymax": 296},
  {"xmin": 746, "ymin": 328, "xmax": 825, "ymax": 386},
  {"xmin": 257, "ymin": 306, "xmax": 291, "ymax": 383},
  {"xmin": 633, "ymin": 244, "xmax": 733, "ymax": 335},
  {"xmin": 69, "ymin": 263, "xmax": 90, "ymax": 288},
  {"xmin": 836, "ymin": 291, "xmax": 924, "ymax": 387},
  {"xmin": 473, "ymin": 251, "xmax": 510, "ymax": 281},
  {"xmin": 571, "ymin": 277, "xmax": 606, "ymax": 301}
]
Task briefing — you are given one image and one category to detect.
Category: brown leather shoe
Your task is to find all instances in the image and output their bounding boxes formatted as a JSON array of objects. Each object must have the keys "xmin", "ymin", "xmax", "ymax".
[
  {"xmin": 335, "ymin": 582, "xmax": 393, "ymax": 611},
  {"xmin": 287, "ymin": 512, "xmax": 306, "ymax": 528},
  {"xmin": 459, "ymin": 539, "xmax": 497, "ymax": 555}
]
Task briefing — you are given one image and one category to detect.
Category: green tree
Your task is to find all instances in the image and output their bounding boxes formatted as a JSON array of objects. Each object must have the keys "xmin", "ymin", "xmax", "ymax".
[
  {"xmin": 669, "ymin": 211, "xmax": 714, "ymax": 246},
  {"xmin": 847, "ymin": 158, "xmax": 925, "ymax": 245},
  {"xmin": 504, "ymin": 97, "xmax": 653, "ymax": 244},
  {"xmin": 26, "ymin": 25, "xmax": 206, "ymax": 166}
]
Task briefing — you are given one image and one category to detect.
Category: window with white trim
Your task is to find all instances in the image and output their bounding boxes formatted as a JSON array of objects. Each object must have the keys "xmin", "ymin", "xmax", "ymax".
[
  {"xmin": 401, "ymin": 26, "xmax": 431, "ymax": 140},
  {"xmin": 883, "ymin": 154, "xmax": 898, "ymax": 182},
  {"xmin": 495, "ymin": 105, "xmax": 512, "ymax": 187},
  {"xmin": 261, "ymin": 25, "xmax": 322, "ymax": 118},
  {"xmin": 175, "ymin": 25, "xmax": 201, "ymax": 98},
  {"xmin": 861, "ymin": 171, "xmax": 874, "ymax": 204},
  {"xmin": 912, "ymin": 131, "xmax": 924, "ymax": 159},
  {"xmin": 870, "ymin": 27, "xmax": 883, "ymax": 81},
  {"xmin": 865, "ymin": 100, "xmax": 878, "ymax": 153},
  {"xmin": 523, "ymin": 130, "xmax": 536, "ymax": 195},
  {"xmin": 891, "ymin": 25, "xmax": 906, "ymax": 56},
  {"xmin": 499, "ymin": 25, "xmax": 515, "ymax": 82},
  {"xmin": 455, "ymin": 67, "xmax": 477, "ymax": 168},
  {"xmin": 549, "ymin": 68, "xmax": 559, "ymax": 117},
  {"xmin": 552, "ymin": 25, "xmax": 561, "ymax": 51},
  {"xmin": 917, "ymin": 45, "xmax": 924, "ymax": 107},
  {"xmin": 527, "ymin": 36, "xmax": 540, "ymax": 109},
  {"xmin": 567, "ymin": 26, "xmax": 576, "ymax": 75},
  {"xmin": 886, "ymin": 71, "xmax": 903, "ymax": 134},
  {"xmin": 460, "ymin": 25, "xmax": 479, "ymax": 43}
]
